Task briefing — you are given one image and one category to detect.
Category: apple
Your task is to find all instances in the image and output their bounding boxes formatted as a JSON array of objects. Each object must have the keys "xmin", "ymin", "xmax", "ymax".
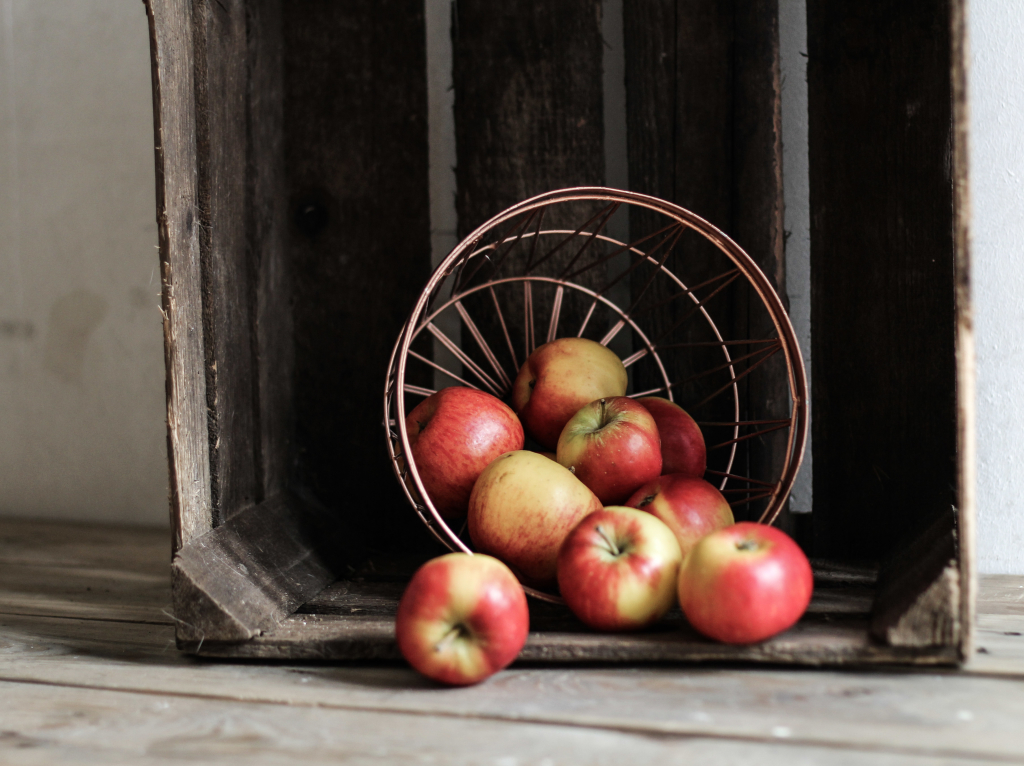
[
  {"xmin": 468, "ymin": 450, "xmax": 603, "ymax": 586},
  {"xmin": 556, "ymin": 397, "xmax": 662, "ymax": 505},
  {"xmin": 557, "ymin": 506, "xmax": 682, "ymax": 631},
  {"xmin": 625, "ymin": 475, "xmax": 734, "ymax": 558},
  {"xmin": 512, "ymin": 337, "xmax": 628, "ymax": 449},
  {"xmin": 406, "ymin": 386, "xmax": 525, "ymax": 519},
  {"xmin": 637, "ymin": 396, "xmax": 706, "ymax": 478},
  {"xmin": 395, "ymin": 552, "xmax": 529, "ymax": 685},
  {"xmin": 677, "ymin": 522, "xmax": 813, "ymax": 644}
]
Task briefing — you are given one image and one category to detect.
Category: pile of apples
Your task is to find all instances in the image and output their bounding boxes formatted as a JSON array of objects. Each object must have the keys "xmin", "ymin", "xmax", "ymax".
[{"xmin": 396, "ymin": 337, "xmax": 812, "ymax": 685}]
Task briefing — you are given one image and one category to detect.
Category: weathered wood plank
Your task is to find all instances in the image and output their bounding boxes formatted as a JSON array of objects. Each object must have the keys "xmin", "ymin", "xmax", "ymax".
[
  {"xmin": 193, "ymin": 0, "xmax": 262, "ymax": 524},
  {"xmin": 622, "ymin": 1, "xmax": 790, "ymax": 525},
  {"xmin": 807, "ymin": 1, "xmax": 957, "ymax": 561},
  {"xmin": 201, "ymin": 612, "xmax": 957, "ymax": 666},
  {"xmin": 3, "ymin": 680, "xmax": 995, "ymax": 766},
  {"xmin": 622, "ymin": 0, "xmax": 737, "ymax": 430},
  {"xmin": 144, "ymin": 0, "xmax": 212, "ymax": 550},
  {"xmin": 0, "ymin": 518, "xmax": 167, "ymax": 573},
  {"xmin": 871, "ymin": 507, "xmax": 960, "ymax": 649},
  {"xmin": 950, "ymin": 0, "xmax": 977, "ymax": 661},
  {"xmin": 0, "ymin": 562, "xmax": 171, "ymax": 625},
  {"xmin": 452, "ymin": 2, "xmax": 605, "ymax": 237},
  {"xmin": 731, "ymin": 0, "xmax": 793, "ymax": 531},
  {"xmin": 283, "ymin": 0, "xmax": 432, "ymax": 552},
  {"xmin": 247, "ymin": 0, "xmax": 292, "ymax": 502},
  {"xmin": 2, "ymin": 613, "xmax": 1024, "ymax": 760}
]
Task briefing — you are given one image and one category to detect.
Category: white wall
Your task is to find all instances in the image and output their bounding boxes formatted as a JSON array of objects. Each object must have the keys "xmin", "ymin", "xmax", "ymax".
[
  {"xmin": 0, "ymin": 0, "xmax": 167, "ymax": 526},
  {"xmin": 969, "ymin": 2, "xmax": 1024, "ymax": 574},
  {"xmin": 0, "ymin": 0, "xmax": 1022, "ymax": 573}
]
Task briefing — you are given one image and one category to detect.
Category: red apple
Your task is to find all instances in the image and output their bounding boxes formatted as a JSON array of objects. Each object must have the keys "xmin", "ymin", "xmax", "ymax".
[
  {"xmin": 637, "ymin": 396, "xmax": 706, "ymax": 478},
  {"xmin": 406, "ymin": 386, "xmax": 525, "ymax": 519},
  {"xmin": 468, "ymin": 450, "xmax": 603, "ymax": 586},
  {"xmin": 625, "ymin": 475, "xmax": 734, "ymax": 558},
  {"xmin": 395, "ymin": 552, "xmax": 529, "ymax": 685},
  {"xmin": 677, "ymin": 522, "xmax": 813, "ymax": 644},
  {"xmin": 512, "ymin": 337, "xmax": 628, "ymax": 449},
  {"xmin": 556, "ymin": 397, "xmax": 662, "ymax": 505},
  {"xmin": 557, "ymin": 506, "xmax": 682, "ymax": 631}
]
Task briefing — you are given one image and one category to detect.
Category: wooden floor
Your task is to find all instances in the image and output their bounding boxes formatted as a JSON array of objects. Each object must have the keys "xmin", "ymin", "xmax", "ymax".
[{"xmin": 2, "ymin": 519, "xmax": 1024, "ymax": 765}]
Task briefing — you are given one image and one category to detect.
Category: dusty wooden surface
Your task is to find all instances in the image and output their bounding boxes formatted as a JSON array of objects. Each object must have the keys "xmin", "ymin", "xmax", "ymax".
[{"xmin": 0, "ymin": 518, "xmax": 1023, "ymax": 764}]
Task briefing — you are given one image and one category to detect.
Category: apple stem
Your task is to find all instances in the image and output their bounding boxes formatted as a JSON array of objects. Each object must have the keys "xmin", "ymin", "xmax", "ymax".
[
  {"xmin": 434, "ymin": 624, "xmax": 467, "ymax": 653},
  {"xmin": 594, "ymin": 524, "xmax": 621, "ymax": 557},
  {"xmin": 736, "ymin": 538, "xmax": 759, "ymax": 552}
]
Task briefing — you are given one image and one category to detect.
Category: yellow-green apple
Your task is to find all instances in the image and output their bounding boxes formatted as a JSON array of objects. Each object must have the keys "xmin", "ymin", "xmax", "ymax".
[
  {"xmin": 468, "ymin": 450, "xmax": 602, "ymax": 586},
  {"xmin": 556, "ymin": 397, "xmax": 662, "ymax": 504},
  {"xmin": 677, "ymin": 522, "xmax": 813, "ymax": 644},
  {"xmin": 406, "ymin": 386, "xmax": 524, "ymax": 519},
  {"xmin": 512, "ymin": 337, "xmax": 628, "ymax": 449},
  {"xmin": 626, "ymin": 475, "xmax": 734, "ymax": 558},
  {"xmin": 557, "ymin": 506, "xmax": 682, "ymax": 631},
  {"xmin": 637, "ymin": 396, "xmax": 706, "ymax": 477},
  {"xmin": 395, "ymin": 552, "xmax": 529, "ymax": 685}
]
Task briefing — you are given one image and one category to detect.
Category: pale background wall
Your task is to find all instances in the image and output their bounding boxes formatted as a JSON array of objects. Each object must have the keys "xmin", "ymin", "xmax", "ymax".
[
  {"xmin": 969, "ymin": 2, "xmax": 1024, "ymax": 574},
  {"xmin": 0, "ymin": 0, "xmax": 1020, "ymax": 573},
  {"xmin": 0, "ymin": 0, "xmax": 167, "ymax": 526}
]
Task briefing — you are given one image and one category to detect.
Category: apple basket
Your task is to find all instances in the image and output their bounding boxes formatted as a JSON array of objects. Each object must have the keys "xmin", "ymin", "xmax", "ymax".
[{"xmin": 385, "ymin": 187, "xmax": 807, "ymax": 603}]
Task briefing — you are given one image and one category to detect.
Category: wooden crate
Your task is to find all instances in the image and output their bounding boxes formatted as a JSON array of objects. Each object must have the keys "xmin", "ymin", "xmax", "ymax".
[{"xmin": 145, "ymin": 0, "xmax": 973, "ymax": 664}]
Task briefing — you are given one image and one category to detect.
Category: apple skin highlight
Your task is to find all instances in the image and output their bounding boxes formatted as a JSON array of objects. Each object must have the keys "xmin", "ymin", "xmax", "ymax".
[
  {"xmin": 406, "ymin": 386, "xmax": 524, "ymax": 519},
  {"xmin": 677, "ymin": 522, "xmax": 813, "ymax": 644},
  {"xmin": 512, "ymin": 337, "xmax": 627, "ymax": 450},
  {"xmin": 395, "ymin": 553, "xmax": 529, "ymax": 686},
  {"xmin": 626, "ymin": 475, "xmax": 734, "ymax": 558},
  {"xmin": 637, "ymin": 396, "xmax": 706, "ymax": 478},
  {"xmin": 557, "ymin": 396, "xmax": 662, "ymax": 505},
  {"xmin": 468, "ymin": 450, "xmax": 602, "ymax": 587},
  {"xmin": 557, "ymin": 506, "xmax": 682, "ymax": 631}
]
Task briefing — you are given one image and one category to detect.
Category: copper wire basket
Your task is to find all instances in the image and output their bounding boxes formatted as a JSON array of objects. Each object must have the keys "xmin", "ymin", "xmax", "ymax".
[{"xmin": 385, "ymin": 187, "xmax": 807, "ymax": 603}]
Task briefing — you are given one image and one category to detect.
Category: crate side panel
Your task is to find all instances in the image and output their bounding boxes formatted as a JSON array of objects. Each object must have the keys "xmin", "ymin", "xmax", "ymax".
[
  {"xmin": 248, "ymin": 0, "xmax": 293, "ymax": 501},
  {"xmin": 145, "ymin": 0, "xmax": 213, "ymax": 550},
  {"xmin": 193, "ymin": 0, "xmax": 263, "ymax": 523},
  {"xmin": 808, "ymin": 0, "xmax": 957, "ymax": 560},
  {"xmin": 283, "ymin": 0, "xmax": 433, "ymax": 551},
  {"xmin": 950, "ymin": 0, "xmax": 975, "ymax": 660}
]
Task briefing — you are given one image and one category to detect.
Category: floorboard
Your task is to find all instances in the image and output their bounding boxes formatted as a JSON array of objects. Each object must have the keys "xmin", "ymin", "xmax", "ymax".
[{"xmin": 1, "ymin": 518, "xmax": 1024, "ymax": 763}]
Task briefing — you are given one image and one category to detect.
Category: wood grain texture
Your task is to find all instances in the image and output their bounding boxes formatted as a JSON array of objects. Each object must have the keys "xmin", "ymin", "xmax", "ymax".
[
  {"xmin": 0, "ymin": 562, "xmax": 171, "ymax": 625},
  {"xmin": 732, "ymin": 0, "xmax": 792, "ymax": 530},
  {"xmin": 1, "ymin": 612, "xmax": 1023, "ymax": 761},
  {"xmin": 193, "ymin": 0, "xmax": 262, "ymax": 524},
  {"xmin": 950, "ymin": 0, "xmax": 976, "ymax": 661},
  {"xmin": 4, "ymin": 681, "xmax": 1003, "ymax": 766},
  {"xmin": 248, "ymin": 0, "xmax": 292, "ymax": 503},
  {"xmin": 145, "ymin": 0, "xmax": 213, "ymax": 550},
  {"xmin": 0, "ymin": 518, "xmax": 167, "ymax": 573},
  {"xmin": 0, "ymin": 517, "xmax": 1022, "ymax": 764},
  {"xmin": 622, "ymin": 1, "xmax": 790, "ymax": 525},
  {"xmin": 283, "ymin": 0, "xmax": 433, "ymax": 552},
  {"xmin": 452, "ymin": 1, "xmax": 605, "ymax": 237},
  {"xmin": 871, "ymin": 508, "xmax": 960, "ymax": 649},
  {"xmin": 171, "ymin": 494, "xmax": 350, "ymax": 644},
  {"xmin": 807, "ymin": 0, "xmax": 957, "ymax": 561}
]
